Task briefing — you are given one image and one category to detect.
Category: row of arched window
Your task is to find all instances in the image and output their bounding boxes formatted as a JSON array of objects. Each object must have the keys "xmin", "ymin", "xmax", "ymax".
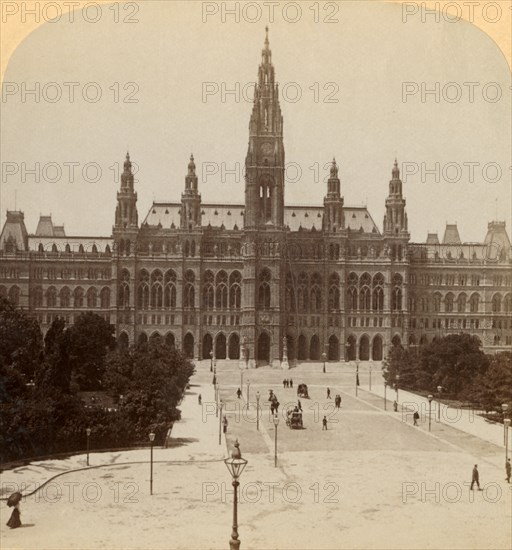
[
  {"xmin": 203, "ymin": 270, "xmax": 242, "ymax": 310},
  {"xmin": 346, "ymin": 272, "xmax": 388, "ymax": 312},
  {"xmin": 0, "ymin": 285, "xmax": 19, "ymax": 305},
  {"xmin": 37, "ymin": 243, "xmax": 110, "ymax": 254},
  {"xmin": 31, "ymin": 286, "xmax": 110, "ymax": 308},
  {"xmin": 408, "ymin": 292, "xmax": 511, "ymax": 314}
]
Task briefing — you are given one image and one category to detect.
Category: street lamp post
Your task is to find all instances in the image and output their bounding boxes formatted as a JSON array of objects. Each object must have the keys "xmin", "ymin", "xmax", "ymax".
[
  {"xmin": 369, "ymin": 365, "xmax": 372, "ymax": 391},
  {"xmin": 355, "ymin": 362, "xmax": 359, "ymax": 397},
  {"xmin": 210, "ymin": 350, "xmax": 213, "ymax": 372},
  {"xmin": 86, "ymin": 427, "xmax": 91, "ymax": 466},
  {"xmin": 240, "ymin": 368, "xmax": 244, "ymax": 392},
  {"xmin": 384, "ymin": 382, "xmax": 387, "ymax": 411},
  {"xmin": 322, "ymin": 352, "xmax": 327, "ymax": 374},
  {"xmin": 273, "ymin": 414, "xmax": 279, "ymax": 468},
  {"xmin": 395, "ymin": 374, "xmax": 400, "ymax": 403},
  {"xmin": 216, "ymin": 382, "xmax": 219, "ymax": 418},
  {"xmin": 437, "ymin": 385, "xmax": 443, "ymax": 422},
  {"xmin": 504, "ymin": 418, "xmax": 511, "ymax": 462},
  {"xmin": 246, "ymin": 379, "xmax": 251, "ymax": 404},
  {"xmin": 219, "ymin": 400, "xmax": 223, "ymax": 445},
  {"xmin": 428, "ymin": 395, "xmax": 433, "ymax": 432},
  {"xmin": 502, "ymin": 404, "xmax": 509, "ymax": 445},
  {"xmin": 256, "ymin": 391, "xmax": 260, "ymax": 431},
  {"xmin": 224, "ymin": 440, "xmax": 248, "ymax": 550},
  {"xmin": 149, "ymin": 431, "xmax": 155, "ymax": 495}
]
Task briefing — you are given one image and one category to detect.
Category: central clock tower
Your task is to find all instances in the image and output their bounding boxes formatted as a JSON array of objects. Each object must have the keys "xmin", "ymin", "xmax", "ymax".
[{"xmin": 244, "ymin": 27, "xmax": 285, "ymax": 229}]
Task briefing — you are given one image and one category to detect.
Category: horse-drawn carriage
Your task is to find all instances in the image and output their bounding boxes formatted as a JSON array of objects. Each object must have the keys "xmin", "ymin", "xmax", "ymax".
[
  {"xmin": 297, "ymin": 384, "xmax": 309, "ymax": 399},
  {"xmin": 286, "ymin": 409, "xmax": 303, "ymax": 429}
]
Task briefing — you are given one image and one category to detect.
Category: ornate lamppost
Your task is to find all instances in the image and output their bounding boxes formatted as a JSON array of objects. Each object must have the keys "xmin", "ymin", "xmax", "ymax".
[
  {"xmin": 210, "ymin": 350, "xmax": 213, "ymax": 372},
  {"xmin": 437, "ymin": 385, "xmax": 443, "ymax": 422},
  {"xmin": 384, "ymin": 381, "xmax": 387, "ymax": 411},
  {"xmin": 502, "ymin": 404, "xmax": 509, "ymax": 445},
  {"xmin": 219, "ymin": 399, "xmax": 224, "ymax": 445},
  {"xmin": 355, "ymin": 362, "xmax": 360, "ymax": 397},
  {"xmin": 395, "ymin": 374, "xmax": 400, "ymax": 403},
  {"xmin": 504, "ymin": 418, "xmax": 511, "ymax": 462},
  {"xmin": 369, "ymin": 365, "xmax": 372, "ymax": 391},
  {"xmin": 224, "ymin": 440, "xmax": 248, "ymax": 550},
  {"xmin": 86, "ymin": 427, "xmax": 92, "ymax": 466},
  {"xmin": 246, "ymin": 379, "xmax": 251, "ymax": 404},
  {"xmin": 273, "ymin": 414, "xmax": 279, "ymax": 468},
  {"xmin": 428, "ymin": 395, "xmax": 433, "ymax": 432},
  {"xmin": 256, "ymin": 391, "xmax": 260, "ymax": 431},
  {"xmin": 149, "ymin": 431, "xmax": 155, "ymax": 495},
  {"xmin": 322, "ymin": 352, "xmax": 327, "ymax": 374}
]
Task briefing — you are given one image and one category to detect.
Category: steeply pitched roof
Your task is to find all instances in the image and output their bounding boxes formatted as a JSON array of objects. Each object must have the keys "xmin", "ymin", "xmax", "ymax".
[
  {"xmin": 35, "ymin": 215, "xmax": 55, "ymax": 236},
  {"xmin": 143, "ymin": 203, "xmax": 380, "ymax": 234},
  {"xmin": 0, "ymin": 211, "xmax": 29, "ymax": 251},
  {"xmin": 442, "ymin": 223, "xmax": 461, "ymax": 244}
]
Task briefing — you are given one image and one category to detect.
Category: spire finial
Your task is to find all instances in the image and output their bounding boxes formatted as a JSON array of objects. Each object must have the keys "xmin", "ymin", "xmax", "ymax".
[
  {"xmin": 264, "ymin": 26, "xmax": 269, "ymax": 47},
  {"xmin": 188, "ymin": 153, "xmax": 196, "ymax": 176},
  {"xmin": 392, "ymin": 158, "xmax": 400, "ymax": 179},
  {"xmin": 330, "ymin": 157, "xmax": 338, "ymax": 178}
]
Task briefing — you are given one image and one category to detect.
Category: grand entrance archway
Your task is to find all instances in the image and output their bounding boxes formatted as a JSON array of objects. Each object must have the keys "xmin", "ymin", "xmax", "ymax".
[
  {"xmin": 183, "ymin": 333, "xmax": 194, "ymax": 358},
  {"xmin": 202, "ymin": 333, "xmax": 213, "ymax": 359},
  {"xmin": 257, "ymin": 332, "xmax": 270, "ymax": 363},
  {"xmin": 328, "ymin": 335, "xmax": 339, "ymax": 360},
  {"xmin": 215, "ymin": 333, "xmax": 227, "ymax": 359},
  {"xmin": 228, "ymin": 333, "xmax": 240, "ymax": 359}
]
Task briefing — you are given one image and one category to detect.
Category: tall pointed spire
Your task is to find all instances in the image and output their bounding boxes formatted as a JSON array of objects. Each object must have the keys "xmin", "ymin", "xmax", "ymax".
[
  {"xmin": 181, "ymin": 153, "xmax": 201, "ymax": 228},
  {"xmin": 323, "ymin": 157, "xmax": 344, "ymax": 232}
]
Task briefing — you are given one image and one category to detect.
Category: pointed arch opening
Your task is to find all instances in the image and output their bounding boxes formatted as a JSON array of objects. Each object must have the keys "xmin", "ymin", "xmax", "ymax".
[{"xmin": 257, "ymin": 332, "xmax": 271, "ymax": 364}]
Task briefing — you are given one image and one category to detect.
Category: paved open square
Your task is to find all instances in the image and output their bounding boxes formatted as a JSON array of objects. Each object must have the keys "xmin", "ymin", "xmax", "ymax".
[{"xmin": 1, "ymin": 361, "xmax": 510, "ymax": 549}]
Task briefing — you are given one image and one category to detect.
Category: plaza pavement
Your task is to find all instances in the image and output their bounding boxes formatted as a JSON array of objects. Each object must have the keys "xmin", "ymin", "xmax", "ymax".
[{"xmin": 1, "ymin": 360, "xmax": 511, "ymax": 549}]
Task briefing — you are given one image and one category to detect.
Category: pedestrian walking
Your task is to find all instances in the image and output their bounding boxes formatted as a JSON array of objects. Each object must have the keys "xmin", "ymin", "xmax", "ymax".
[
  {"xmin": 223, "ymin": 415, "xmax": 228, "ymax": 434},
  {"xmin": 297, "ymin": 400, "xmax": 302, "ymax": 411},
  {"xmin": 393, "ymin": 400, "xmax": 398, "ymax": 412},
  {"xmin": 6, "ymin": 492, "xmax": 22, "ymax": 529},
  {"xmin": 413, "ymin": 411, "xmax": 419, "ymax": 426},
  {"xmin": 283, "ymin": 379, "xmax": 286, "ymax": 388},
  {"xmin": 322, "ymin": 416, "xmax": 328, "ymax": 430},
  {"xmin": 470, "ymin": 464, "xmax": 482, "ymax": 490},
  {"xmin": 290, "ymin": 379, "xmax": 293, "ymax": 388},
  {"xmin": 236, "ymin": 388, "xmax": 242, "ymax": 399},
  {"xmin": 327, "ymin": 388, "xmax": 331, "ymax": 399},
  {"xmin": 506, "ymin": 458, "xmax": 511, "ymax": 483},
  {"xmin": 198, "ymin": 394, "xmax": 202, "ymax": 405}
]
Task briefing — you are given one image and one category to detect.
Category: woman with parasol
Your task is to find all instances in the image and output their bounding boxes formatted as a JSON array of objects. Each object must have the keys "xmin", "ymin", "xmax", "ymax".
[{"xmin": 6, "ymin": 491, "xmax": 22, "ymax": 529}]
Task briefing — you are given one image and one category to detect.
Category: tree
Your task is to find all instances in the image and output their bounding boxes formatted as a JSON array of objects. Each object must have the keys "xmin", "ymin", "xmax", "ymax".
[
  {"xmin": 382, "ymin": 345, "xmax": 418, "ymax": 390},
  {"xmin": 67, "ymin": 312, "xmax": 116, "ymax": 390},
  {"xmin": 417, "ymin": 334, "xmax": 488, "ymax": 396},
  {"xmin": 0, "ymin": 298, "xmax": 43, "ymax": 380}
]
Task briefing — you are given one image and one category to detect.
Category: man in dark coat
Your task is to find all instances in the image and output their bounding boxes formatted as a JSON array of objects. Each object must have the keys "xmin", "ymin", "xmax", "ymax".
[
  {"xmin": 413, "ymin": 411, "xmax": 419, "ymax": 426},
  {"xmin": 236, "ymin": 388, "xmax": 242, "ymax": 399},
  {"xmin": 322, "ymin": 416, "xmax": 328, "ymax": 430},
  {"xmin": 290, "ymin": 379, "xmax": 293, "ymax": 388},
  {"xmin": 470, "ymin": 464, "xmax": 482, "ymax": 490},
  {"xmin": 506, "ymin": 458, "xmax": 511, "ymax": 483}
]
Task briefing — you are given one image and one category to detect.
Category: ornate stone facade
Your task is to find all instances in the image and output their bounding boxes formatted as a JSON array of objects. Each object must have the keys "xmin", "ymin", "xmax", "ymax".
[{"xmin": 1, "ymin": 32, "xmax": 511, "ymax": 364}]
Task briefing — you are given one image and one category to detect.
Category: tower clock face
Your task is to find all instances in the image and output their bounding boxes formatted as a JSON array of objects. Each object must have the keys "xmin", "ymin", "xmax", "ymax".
[{"xmin": 261, "ymin": 142, "xmax": 273, "ymax": 155}]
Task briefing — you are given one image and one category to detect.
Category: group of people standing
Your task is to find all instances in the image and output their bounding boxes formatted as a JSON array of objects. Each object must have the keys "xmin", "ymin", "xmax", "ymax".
[{"xmin": 282, "ymin": 379, "xmax": 293, "ymax": 388}]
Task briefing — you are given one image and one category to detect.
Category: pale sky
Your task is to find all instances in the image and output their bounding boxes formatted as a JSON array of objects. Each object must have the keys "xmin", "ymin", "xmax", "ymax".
[{"xmin": 0, "ymin": 0, "xmax": 510, "ymax": 242}]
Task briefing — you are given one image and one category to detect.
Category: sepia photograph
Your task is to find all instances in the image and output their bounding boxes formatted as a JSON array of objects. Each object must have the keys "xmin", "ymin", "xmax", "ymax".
[{"xmin": 0, "ymin": 1, "xmax": 511, "ymax": 549}]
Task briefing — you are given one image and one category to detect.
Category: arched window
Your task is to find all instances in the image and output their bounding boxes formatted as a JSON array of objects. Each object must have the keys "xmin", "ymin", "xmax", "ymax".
[
  {"xmin": 372, "ymin": 273, "xmax": 384, "ymax": 311},
  {"xmin": 229, "ymin": 271, "xmax": 242, "ymax": 309},
  {"xmin": 164, "ymin": 270, "xmax": 177, "ymax": 308},
  {"xmin": 33, "ymin": 286, "xmax": 43, "ymax": 308},
  {"xmin": 444, "ymin": 293, "xmax": 454, "ymax": 313},
  {"xmin": 59, "ymin": 287, "xmax": 70, "ymax": 308},
  {"xmin": 297, "ymin": 272, "xmax": 309, "ymax": 312},
  {"xmin": 391, "ymin": 273, "xmax": 403, "ymax": 311},
  {"xmin": 137, "ymin": 270, "xmax": 150, "ymax": 309},
  {"xmin": 215, "ymin": 271, "xmax": 228, "ymax": 309},
  {"xmin": 87, "ymin": 287, "xmax": 97, "ymax": 308},
  {"xmin": 285, "ymin": 272, "xmax": 295, "ymax": 312},
  {"xmin": 74, "ymin": 287, "xmax": 84, "ymax": 308},
  {"xmin": 183, "ymin": 270, "xmax": 195, "ymax": 308},
  {"xmin": 258, "ymin": 268, "xmax": 271, "ymax": 310},
  {"xmin": 492, "ymin": 293, "xmax": 501, "ymax": 313},
  {"xmin": 118, "ymin": 269, "xmax": 130, "ymax": 309},
  {"xmin": 46, "ymin": 286, "xmax": 57, "ymax": 308},
  {"xmin": 347, "ymin": 272, "xmax": 358, "ymax": 311},
  {"xmin": 150, "ymin": 270, "xmax": 163, "ymax": 308},
  {"xmin": 457, "ymin": 293, "xmax": 466, "ymax": 313},
  {"xmin": 328, "ymin": 273, "xmax": 340, "ymax": 311},
  {"xmin": 203, "ymin": 270, "xmax": 214, "ymax": 310},
  {"xmin": 310, "ymin": 273, "xmax": 322, "ymax": 312},
  {"xmin": 469, "ymin": 293, "xmax": 479, "ymax": 313},
  {"xmin": 38, "ymin": 243, "xmax": 44, "ymax": 253},
  {"xmin": 100, "ymin": 287, "xmax": 110, "ymax": 308},
  {"xmin": 504, "ymin": 294, "xmax": 512, "ymax": 313},
  {"xmin": 359, "ymin": 274, "xmax": 371, "ymax": 312}
]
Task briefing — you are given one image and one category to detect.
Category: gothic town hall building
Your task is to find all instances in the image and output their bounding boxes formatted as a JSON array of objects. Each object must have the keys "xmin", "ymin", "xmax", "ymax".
[{"xmin": 1, "ymin": 32, "xmax": 511, "ymax": 366}]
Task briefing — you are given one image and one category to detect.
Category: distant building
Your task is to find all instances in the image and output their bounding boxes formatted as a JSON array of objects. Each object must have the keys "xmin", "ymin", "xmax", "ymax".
[{"xmin": 0, "ymin": 31, "xmax": 510, "ymax": 363}]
